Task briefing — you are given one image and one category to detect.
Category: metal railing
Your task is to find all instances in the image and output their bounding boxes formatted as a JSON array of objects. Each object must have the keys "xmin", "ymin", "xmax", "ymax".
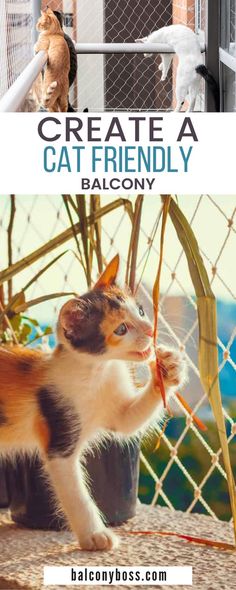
[
  {"xmin": 0, "ymin": 42, "xmax": 206, "ymax": 113},
  {"xmin": 74, "ymin": 42, "xmax": 206, "ymax": 54}
]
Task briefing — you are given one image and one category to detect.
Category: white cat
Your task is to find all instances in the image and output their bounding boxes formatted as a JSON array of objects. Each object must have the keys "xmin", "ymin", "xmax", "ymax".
[{"xmin": 137, "ymin": 24, "xmax": 219, "ymax": 112}]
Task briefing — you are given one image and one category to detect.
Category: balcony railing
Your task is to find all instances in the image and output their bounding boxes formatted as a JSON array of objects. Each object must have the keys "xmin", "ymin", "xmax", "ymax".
[{"xmin": 0, "ymin": 42, "xmax": 205, "ymax": 113}]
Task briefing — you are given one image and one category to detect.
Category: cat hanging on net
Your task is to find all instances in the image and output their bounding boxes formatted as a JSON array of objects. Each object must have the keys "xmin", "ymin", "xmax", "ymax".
[
  {"xmin": 0, "ymin": 255, "xmax": 186, "ymax": 551},
  {"xmin": 34, "ymin": 7, "xmax": 70, "ymax": 112},
  {"xmin": 136, "ymin": 24, "xmax": 219, "ymax": 112}
]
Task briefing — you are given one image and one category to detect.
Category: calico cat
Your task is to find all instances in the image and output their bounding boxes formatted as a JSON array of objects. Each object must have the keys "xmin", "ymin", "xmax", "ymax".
[
  {"xmin": 137, "ymin": 24, "xmax": 219, "ymax": 112},
  {"xmin": 34, "ymin": 8, "xmax": 70, "ymax": 112},
  {"xmin": 0, "ymin": 256, "xmax": 185, "ymax": 551}
]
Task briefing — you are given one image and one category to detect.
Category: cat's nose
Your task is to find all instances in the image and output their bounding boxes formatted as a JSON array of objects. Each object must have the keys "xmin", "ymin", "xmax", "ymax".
[{"xmin": 143, "ymin": 324, "xmax": 153, "ymax": 337}]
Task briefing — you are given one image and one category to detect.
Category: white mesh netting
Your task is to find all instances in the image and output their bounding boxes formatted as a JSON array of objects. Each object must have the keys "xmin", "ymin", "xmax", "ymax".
[{"xmin": 0, "ymin": 0, "xmax": 34, "ymax": 99}]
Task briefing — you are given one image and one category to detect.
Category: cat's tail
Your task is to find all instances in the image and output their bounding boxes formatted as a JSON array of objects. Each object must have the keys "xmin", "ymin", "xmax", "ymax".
[
  {"xmin": 42, "ymin": 81, "xmax": 58, "ymax": 107},
  {"xmin": 195, "ymin": 65, "xmax": 220, "ymax": 112}
]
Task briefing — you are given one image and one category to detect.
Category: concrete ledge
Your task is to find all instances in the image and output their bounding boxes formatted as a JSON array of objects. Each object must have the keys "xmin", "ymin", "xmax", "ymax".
[{"xmin": 0, "ymin": 504, "xmax": 235, "ymax": 589}]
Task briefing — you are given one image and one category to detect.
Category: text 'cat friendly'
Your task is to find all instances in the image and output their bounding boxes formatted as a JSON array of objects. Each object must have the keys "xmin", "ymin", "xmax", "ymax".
[{"xmin": 39, "ymin": 115, "xmax": 198, "ymax": 176}]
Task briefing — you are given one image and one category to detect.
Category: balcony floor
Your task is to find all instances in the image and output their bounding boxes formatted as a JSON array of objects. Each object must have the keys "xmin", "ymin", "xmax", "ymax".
[{"xmin": 0, "ymin": 503, "xmax": 235, "ymax": 589}]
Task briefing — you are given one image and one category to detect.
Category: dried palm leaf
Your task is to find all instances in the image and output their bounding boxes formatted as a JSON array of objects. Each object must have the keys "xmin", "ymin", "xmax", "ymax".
[
  {"xmin": 166, "ymin": 195, "xmax": 236, "ymax": 544},
  {"xmin": 89, "ymin": 196, "xmax": 103, "ymax": 275},
  {"xmin": 152, "ymin": 196, "xmax": 171, "ymax": 408},
  {"xmin": 76, "ymin": 195, "xmax": 91, "ymax": 286},
  {"xmin": 126, "ymin": 196, "xmax": 143, "ymax": 293}
]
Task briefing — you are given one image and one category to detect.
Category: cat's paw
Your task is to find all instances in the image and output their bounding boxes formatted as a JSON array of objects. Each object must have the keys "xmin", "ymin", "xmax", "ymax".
[
  {"xmin": 80, "ymin": 529, "xmax": 119, "ymax": 552},
  {"xmin": 149, "ymin": 347, "xmax": 186, "ymax": 392}
]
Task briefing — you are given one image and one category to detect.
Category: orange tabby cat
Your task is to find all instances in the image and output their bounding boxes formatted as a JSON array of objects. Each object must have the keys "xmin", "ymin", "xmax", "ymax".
[
  {"xmin": 23, "ymin": 73, "xmax": 43, "ymax": 112},
  {"xmin": 34, "ymin": 8, "xmax": 70, "ymax": 112},
  {"xmin": 0, "ymin": 256, "xmax": 186, "ymax": 551}
]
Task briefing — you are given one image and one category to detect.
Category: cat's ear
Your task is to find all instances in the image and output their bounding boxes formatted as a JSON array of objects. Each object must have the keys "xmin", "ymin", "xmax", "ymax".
[
  {"xmin": 58, "ymin": 299, "xmax": 82, "ymax": 334},
  {"xmin": 93, "ymin": 254, "xmax": 120, "ymax": 290}
]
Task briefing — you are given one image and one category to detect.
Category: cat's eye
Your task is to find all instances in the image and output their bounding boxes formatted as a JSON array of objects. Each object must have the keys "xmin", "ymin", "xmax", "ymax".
[
  {"xmin": 114, "ymin": 323, "xmax": 128, "ymax": 336},
  {"xmin": 138, "ymin": 305, "xmax": 145, "ymax": 317}
]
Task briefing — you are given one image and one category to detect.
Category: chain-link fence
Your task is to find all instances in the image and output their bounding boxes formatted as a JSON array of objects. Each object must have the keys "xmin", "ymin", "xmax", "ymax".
[
  {"xmin": 0, "ymin": 194, "xmax": 235, "ymax": 521},
  {"xmin": 0, "ymin": 0, "xmax": 207, "ymax": 111}
]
